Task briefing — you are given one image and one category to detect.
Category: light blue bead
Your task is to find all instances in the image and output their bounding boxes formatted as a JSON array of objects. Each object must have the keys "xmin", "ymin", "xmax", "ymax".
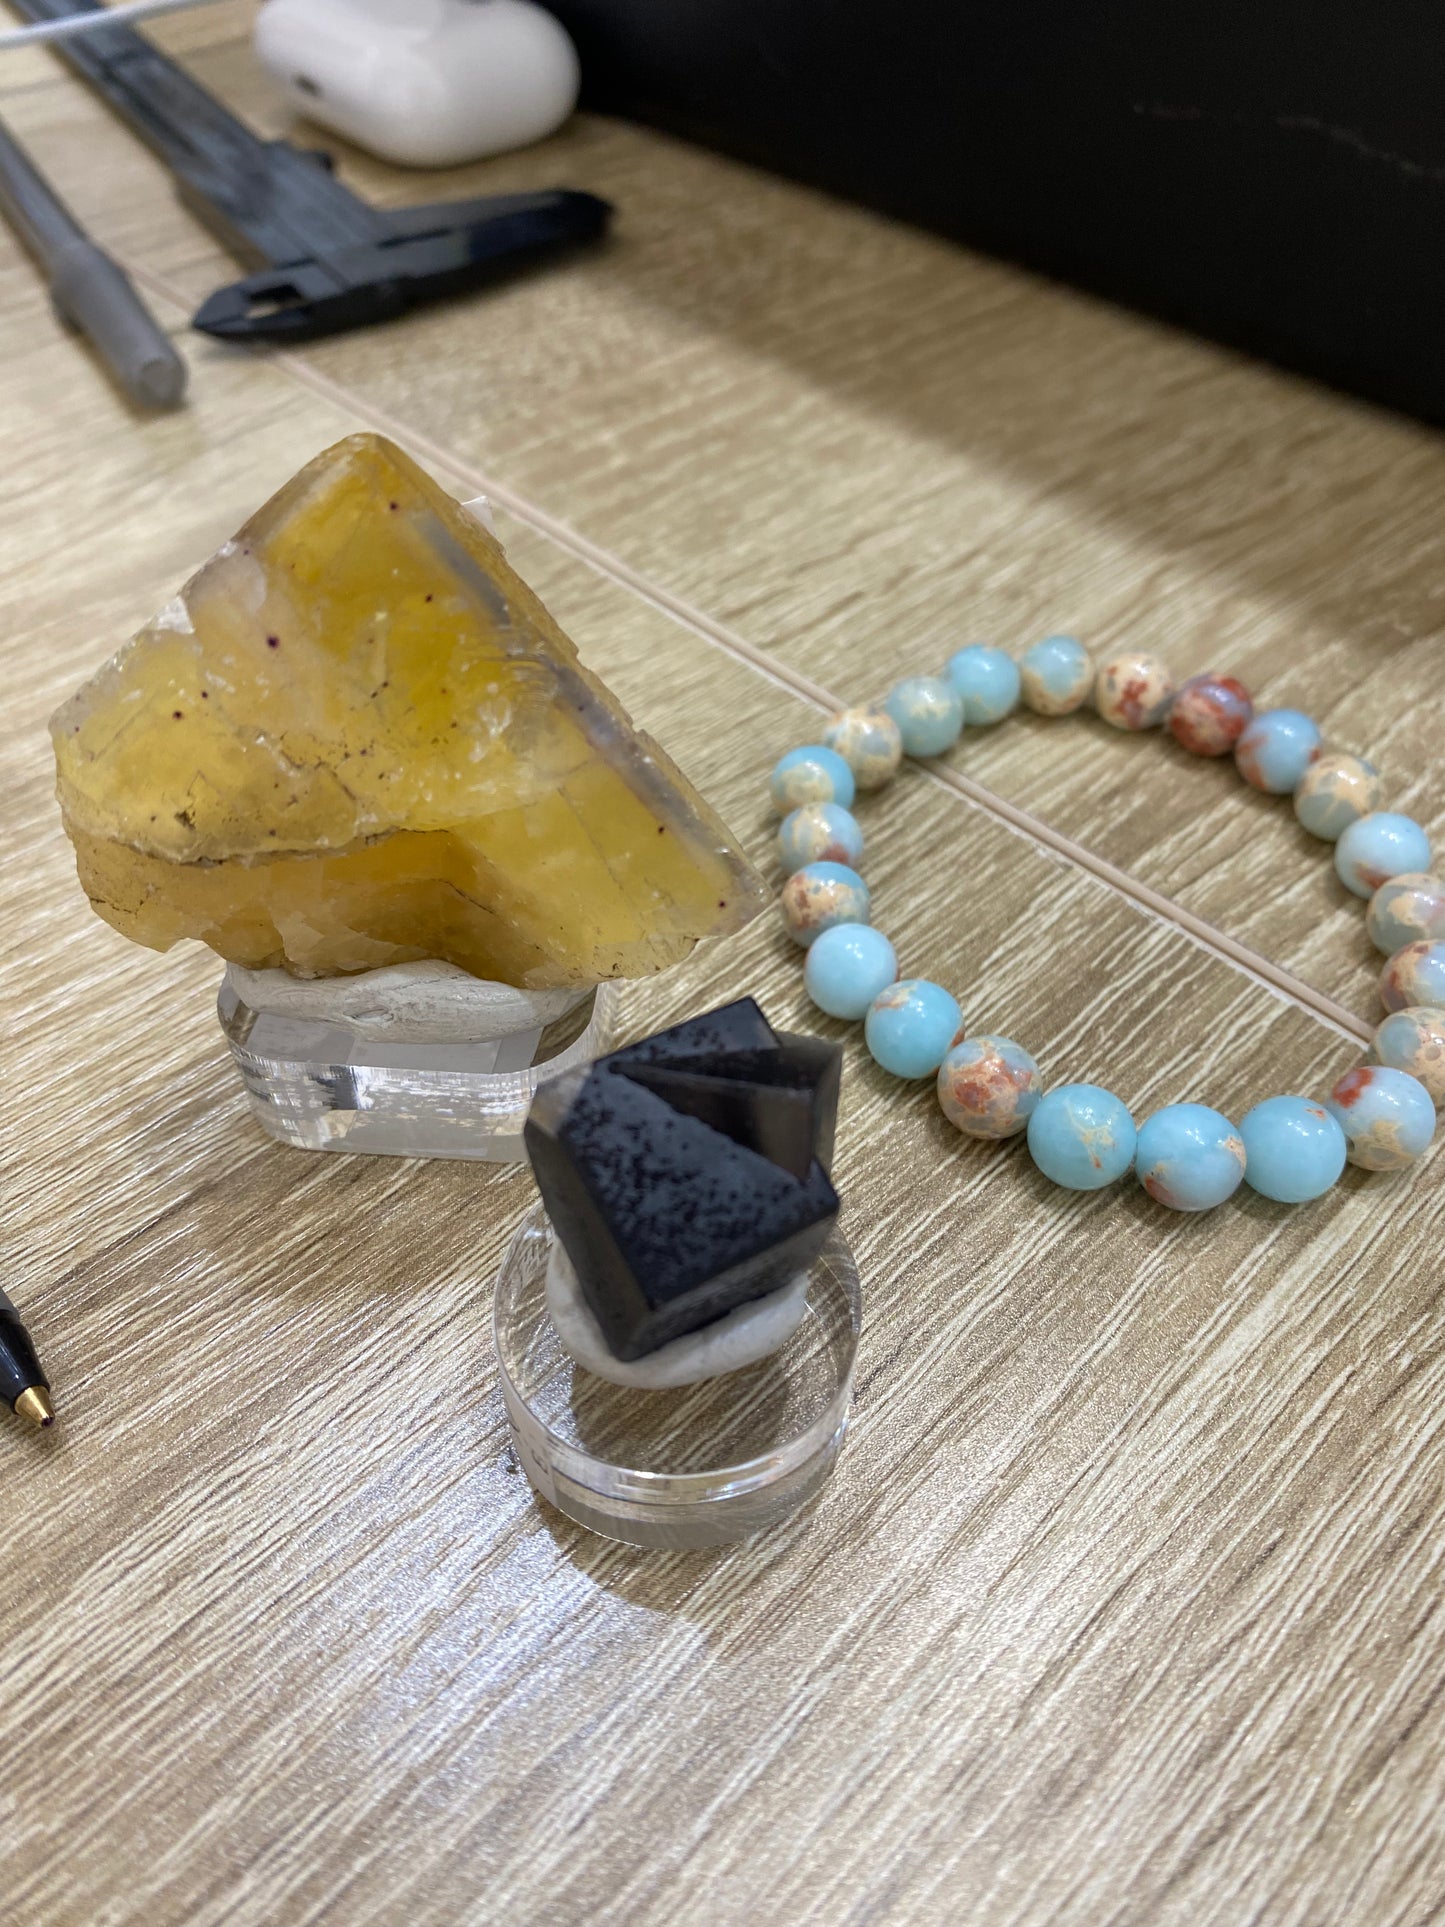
[
  {"xmin": 777, "ymin": 803, "xmax": 864, "ymax": 876},
  {"xmin": 1326, "ymin": 1064, "xmax": 1436, "ymax": 1170},
  {"xmin": 769, "ymin": 745, "xmax": 856, "ymax": 813},
  {"xmin": 1135, "ymin": 1102, "xmax": 1247, "ymax": 1211},
  {"xmin": 779, "ymin": 862, "xmax": 870, "ymax": 947},
  {"xmin": 1020, "ymin": 634, "xmax": 1093, "ymax": 715},
  {"xmin": 945, "ymin": 645, "xmax": 1021, "ymax": 724},
  {"xmin": 864, "ymin": 979, "xmax": 963, "ymax": 1079},
  {"xmin": 805, "ymin": 923, "xmax": 898, "ymax": 1020},
  {"xmin": 1234, "ymin": 709, "xmax": 1322, "ymax": 794},
  {"xmin": 1240, "ymin": 1095, "xmax": 1347, "ymax": 1202},
  {"xmin": 1026, "ymin": 1085, "xmax": 1137, "ymax": 1191},
  {"xmin": 1334, "ymin": 812, "xmax": 1433, "ymax": 900},
  {"xmin": 883, "ymin": 677, "xmax": 964, "ymax": 757}
]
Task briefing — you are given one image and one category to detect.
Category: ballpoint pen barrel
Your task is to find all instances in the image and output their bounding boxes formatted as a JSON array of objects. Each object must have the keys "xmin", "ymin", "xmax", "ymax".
[
  {"xmin": 50, "ymin": 238, "xmax": 188, "ymax": 406},
  {"xmin": 0, "ymin": 1298, "xmax": 48, "ymax": 1414}
]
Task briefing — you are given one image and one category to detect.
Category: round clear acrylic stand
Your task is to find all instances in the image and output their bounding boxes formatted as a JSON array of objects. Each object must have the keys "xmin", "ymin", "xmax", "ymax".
[
  {"xmin": 493, "ymin": 1203, "xmax": 862, "ymax": 1548},
  {"xmin": 218, "ymin": 972, "xmax": 618, "ymax": 1161}
]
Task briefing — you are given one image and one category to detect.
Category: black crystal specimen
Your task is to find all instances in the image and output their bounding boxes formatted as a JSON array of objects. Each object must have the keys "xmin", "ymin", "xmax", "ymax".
[{"xmin": 525, "ymin": 999, "xmax": 842, "ymax": 1361}]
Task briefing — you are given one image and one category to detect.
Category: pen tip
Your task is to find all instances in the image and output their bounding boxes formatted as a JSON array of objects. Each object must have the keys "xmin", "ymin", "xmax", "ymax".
[{"xmin": 14, "ymin": 1387, "xmax": 54, "ymax": 1430}]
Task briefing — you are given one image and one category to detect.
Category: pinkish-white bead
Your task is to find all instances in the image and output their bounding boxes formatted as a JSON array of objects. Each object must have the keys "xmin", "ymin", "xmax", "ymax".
[
  {"xmin": 1379, "ymin": 940, "xmax": 1445, "ymax": 1014},
  {"xmin": 1095, "ymin": 652, "xmax": 1177, "ymax": 730},
  {"xmin": 1293, "ymin": 753, "xmax": 1382, "ymax": 841}
]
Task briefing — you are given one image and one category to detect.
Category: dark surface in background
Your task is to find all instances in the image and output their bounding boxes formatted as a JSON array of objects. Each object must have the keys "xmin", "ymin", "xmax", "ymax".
[{"xmin": 547, "ymin": 0, "xmax": 1445, "ymax": 426}]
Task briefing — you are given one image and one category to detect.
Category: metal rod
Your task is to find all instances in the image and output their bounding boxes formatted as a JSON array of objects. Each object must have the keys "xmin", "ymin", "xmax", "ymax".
[
  {"xmin": 0, "ymin": 0, "xmax": 228, "ymax": 50},
  {"xmin": 0, "ymin": 109, "xmax": 58, "ymax": 253},
  {"xmin": 0, "ymin": 109, "xmax": 186, "ymax": 404}
]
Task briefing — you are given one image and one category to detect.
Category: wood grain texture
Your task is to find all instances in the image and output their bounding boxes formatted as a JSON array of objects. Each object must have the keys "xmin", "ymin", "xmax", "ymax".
[{"xmin": 0, "ymin": 39, "xmax": 1443, "ymax": 1927}]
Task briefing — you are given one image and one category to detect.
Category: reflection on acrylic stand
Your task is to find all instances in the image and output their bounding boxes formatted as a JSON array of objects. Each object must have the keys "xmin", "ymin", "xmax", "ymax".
[{"xmin": 219, "ymin": 967, "xmax": 618, "ymax": 1161}]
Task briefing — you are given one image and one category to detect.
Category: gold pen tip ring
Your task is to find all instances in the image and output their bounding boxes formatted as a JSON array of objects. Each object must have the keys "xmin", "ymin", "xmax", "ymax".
[{"xmin": 14, "ymin": 1387, "xmax": 54, "ymax": 1429}]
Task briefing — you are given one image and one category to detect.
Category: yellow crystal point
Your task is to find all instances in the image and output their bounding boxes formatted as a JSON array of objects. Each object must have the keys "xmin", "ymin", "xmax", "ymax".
[{"xmin": 51, "ymin": 435, "xmax": 765, "ymax": 986}]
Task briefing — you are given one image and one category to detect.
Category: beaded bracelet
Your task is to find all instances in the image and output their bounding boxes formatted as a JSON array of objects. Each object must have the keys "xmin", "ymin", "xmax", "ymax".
[{"xmin": 770, "ymin": 641, "xmax": 1444, "ymax": 1209}]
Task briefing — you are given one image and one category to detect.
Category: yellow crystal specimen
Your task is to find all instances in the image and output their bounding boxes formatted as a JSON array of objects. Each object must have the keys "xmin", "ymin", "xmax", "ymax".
[{"xmin": 51, "ymin": 434, "xmax": 765, "ymax": 986}]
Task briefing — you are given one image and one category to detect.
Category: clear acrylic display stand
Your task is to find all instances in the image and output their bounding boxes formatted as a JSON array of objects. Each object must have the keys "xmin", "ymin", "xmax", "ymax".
[
  {"xmin": 218, "ymin": 970, "xmax": 618, "ymax": 1161},
  {"xmin": 493, "ymin": 1202, "xmax": 862, "ymax": 1547}
]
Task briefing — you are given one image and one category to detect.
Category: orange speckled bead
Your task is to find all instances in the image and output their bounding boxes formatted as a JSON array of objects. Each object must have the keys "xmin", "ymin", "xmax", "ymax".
[
  {"xmin": 1168, "ymin": 674, "xmax": 1253, "ymax": 756},
  {"xmin": 780, "ymin": 862, "xmax": 870, "ymax": 947},
  {"xmin": 936, "ymin": 1035, "xmax": 1043, "ymax": 1139}
]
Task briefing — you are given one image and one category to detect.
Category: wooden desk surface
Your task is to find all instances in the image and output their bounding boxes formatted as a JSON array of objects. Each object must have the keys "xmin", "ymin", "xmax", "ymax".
[{"xmin": 2, "ymin": 9, "xmax": 1442, "ymax": 1923}]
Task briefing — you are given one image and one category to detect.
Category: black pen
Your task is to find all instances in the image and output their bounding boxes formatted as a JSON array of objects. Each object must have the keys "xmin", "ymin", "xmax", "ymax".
[{"xmin": 0, "ymin": 1289, "xmax": 54, "ymax": 1430}]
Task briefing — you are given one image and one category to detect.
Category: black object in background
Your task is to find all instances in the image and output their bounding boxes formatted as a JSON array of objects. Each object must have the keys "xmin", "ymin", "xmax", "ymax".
[
  {"xmin": 548, "ymin": 0, "xmax": 1445, "ymax": 425},
  {"xmin": 10, "ymin": 0, "xmax": 611, "ymax": 344}
]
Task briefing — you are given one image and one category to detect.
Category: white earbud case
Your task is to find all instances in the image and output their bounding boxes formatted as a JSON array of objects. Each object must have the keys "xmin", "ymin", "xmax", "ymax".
[{"xmin": 254, "ymin": 0, "xmax": 580, "ymax": 169}]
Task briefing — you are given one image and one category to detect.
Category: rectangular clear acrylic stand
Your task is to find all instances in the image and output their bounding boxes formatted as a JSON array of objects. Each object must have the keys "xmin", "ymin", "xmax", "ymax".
[{"xmin": 218, "ymin": 969, "xmax": 617, "ymax": 1161}]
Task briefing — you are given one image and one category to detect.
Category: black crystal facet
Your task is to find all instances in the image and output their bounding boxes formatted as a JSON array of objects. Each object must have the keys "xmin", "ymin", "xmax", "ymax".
[
  {"xmin": 620, "ymin": 1049, "xmax": 825, "ymax": 1181},
  {"xmin": 773, "ymin": 1033, "xmax": 843, "ymax": 1172},
  {"xmin": 606, "ymin": 997, "xmax": 778, "ymax": 1067},
  {"xmin": 525, "ymin": 1000, "xmax": 842, "ymax": 1362}
]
